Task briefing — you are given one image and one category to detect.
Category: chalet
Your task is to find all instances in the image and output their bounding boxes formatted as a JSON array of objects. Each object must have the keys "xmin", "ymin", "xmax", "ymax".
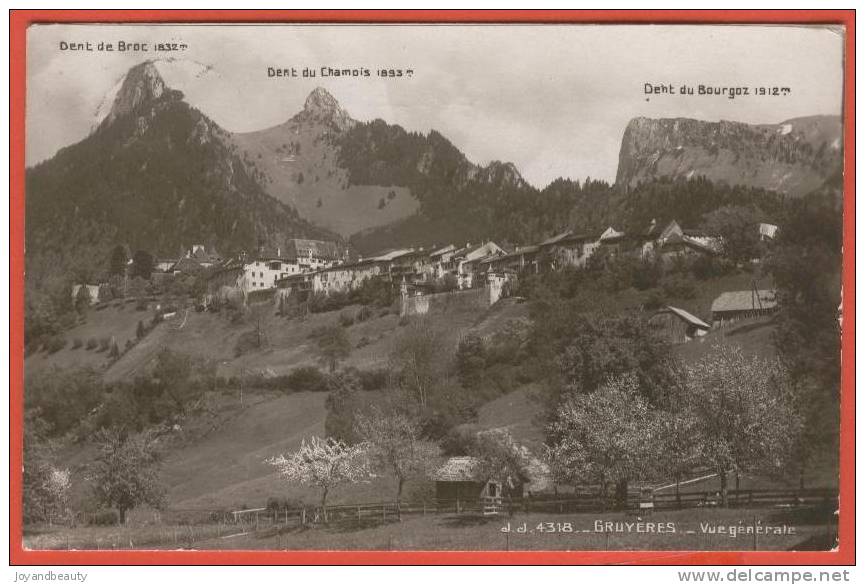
[
  {"xmin": 389, "ymin": 249, "xmax": 431, "ymax": 284},
  {"xmin": 428, "ymin": 244, "xmax": 457, "ymax": 280},
  {"xmin": 538, "ymin": 230, "xmax": 601, "ymax": 270},
  {"xmin": 711, "ymin": 289, "xmax": 778, "ymax": 326},
  {"xmin": 286, "ymin": 238, "xmax": 342, "ymax": 272},
  {"xmin": 477, "ymin": 246, "xmax": 529, "ymax": 275},
  {"xmin": 433, "ymin": 457, "xmax": 507, "ymax": 504},
  {"xmin": 275, "ymin": 271, "xmax": 315, "ymax": 297},
  {"xmin": 433, "ymin": 453, "xmax": 552, "ymax": 505},
  {"xmin": 648, "ymin": 305, "xmax": 711, "ymax": 344},
  {"xmin": 315, "ymin": 260, "xmax": 387, "ymax": 295},
  {"xmin": 184, "ymin": 244, "xmax": 221, "ymax": 268},
  {"xmin": 657, "ymin": 221, "xmax": 721, "ymax": 259},
  {"xmin": 596, "ymin": 219, "xmax": 661, "ymax": 260},
  {"xmin": 658, "ymin": 232, "xmax": 718, "ymax": 264},
  {"xmin": 244, "ymin": 248, "xmax": 302, "ymax": 292},
  {"xmin": 453, "ymin": 242, "xmax": 505, "ymax": 289},
  {"xmin": 276, "ymin": 258, "xmax": 389, "ymax": 298},
  {"xmin": 170, "ymin": 256, "xmax": 206, "ymax": 277}
]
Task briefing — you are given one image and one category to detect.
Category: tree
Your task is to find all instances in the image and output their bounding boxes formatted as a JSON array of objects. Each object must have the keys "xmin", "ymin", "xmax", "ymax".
[
  {"xmin": 130, "ymin": 250, "xmax": 154, "ymax": 280},
  {"xmin": 151, "ymin": 348, "xmax": 197, "ymax": 416},
  {"xmin": 324, "ymin": 371, "xmax": 365, "ymax": 444},
  {"xmin": 267, "ymin": 436, "xmax": 374, "ymax": 517},
  {"xmin": 455, "ymin": 333, "xmax": 487, "ymax": 389},
  {"xmin": 314, "ymin": 325, "xmax": 351, "ymax": 373},
  {"xmin": 469, "ymin": 429, "xmax": 532, "ymax": 513},
  {"xmin": 547, "ymin": 373, "xmax": 663, "ymax": 509},
  {"xmin": 656, "ymin": 367, "xmax": 701, "ymax": 508},
  {"xmin": 89, "ymin": 427, "xmax": 166, "ymax": 524},
  {"xmin": 23, "ymin": 413, "xmax": 70, "ymax": 524},
  {"xmin": 109, "ymin": 245, "xmax": 128, "ymax": 277},
  {"xmin": 389, "ymin": 318, "xmax": 450, "ymax": 409},
  {"xmin": 74, "ymin": 284, "xmax": 92, "ymax": 314},
  {"xmin": 136, "ymin": 320, "xmax": 146, "ymax": 340},
  {"xmin": 529, "ymin": 305, "xmax": 674, "ymax": 416},
  {"xmin": 684, "ymin": 345, "xmax": 802, "ymax": 507},
  {"xmin": 765, "ymin": 186, "xmax": 842, "ymax": 483},
  {"xmin": 355, "ymin": 407, "xmax": 438, "ymax": 504},
  {"xmin": 701, "ymin": 205, "xmax": 762, "ymax": 265},
  {"xmin": 25, "ymin": 367, "xmax": 103, "ymax": 438}
]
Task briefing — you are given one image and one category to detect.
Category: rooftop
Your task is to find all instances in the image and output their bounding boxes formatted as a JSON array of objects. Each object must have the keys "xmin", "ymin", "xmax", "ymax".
[
  {"xmin": 658, "ymin": 305, "xmax": 711, "ymax": 330},
  {"xmin": 711, "ymin": 290, "xmax": 778, "ymax": 313}
]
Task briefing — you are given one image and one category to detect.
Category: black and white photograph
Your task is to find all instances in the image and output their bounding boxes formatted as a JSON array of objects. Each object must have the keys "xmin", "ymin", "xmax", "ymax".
[{"xmin": 20, "ymin": 21, "xmax": 847, "ymax": 554}]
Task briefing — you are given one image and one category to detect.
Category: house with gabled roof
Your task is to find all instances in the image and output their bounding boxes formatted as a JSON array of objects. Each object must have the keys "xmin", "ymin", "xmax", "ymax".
[
  {"xmin": 648, "ymin": 305, "xmax": 711, "ymax": 344},
  {"xmin": 538, "ymin": 229, "xmax": 602, "ymax": 270},
  {"xmin": 711, "ymin": 289, "xmax": 778, "ymax": 327}
]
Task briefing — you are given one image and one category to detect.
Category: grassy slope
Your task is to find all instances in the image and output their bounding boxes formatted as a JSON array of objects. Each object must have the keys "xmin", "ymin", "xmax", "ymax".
[
  {"xmin": 232, "ymin": 121, "xmax": 418, "ymax": 237},
  {"xmin": 24, "ymin": 301, "xmax": 157, "ymax": 380},
  {"xmin": 31, "ymin": 273, "xmax": 823, "ymax": 516},
  {"xmin": 45, "ymin": 291, "xmax": 532, "ymax": 513}
]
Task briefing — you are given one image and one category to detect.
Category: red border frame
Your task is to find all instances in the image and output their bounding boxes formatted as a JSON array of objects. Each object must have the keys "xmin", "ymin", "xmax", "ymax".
[{"xmin": 9, "ymin": 9, "xmax": 856, "ymax": 566}]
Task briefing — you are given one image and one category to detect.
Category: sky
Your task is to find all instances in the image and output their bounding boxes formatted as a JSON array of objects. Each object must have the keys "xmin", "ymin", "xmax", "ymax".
[{"xmin": 26, "ymin": 24, "xmax": 844, "ymax": 187}]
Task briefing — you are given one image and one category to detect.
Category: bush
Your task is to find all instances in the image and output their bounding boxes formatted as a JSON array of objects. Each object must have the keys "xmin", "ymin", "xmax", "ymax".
[
  {"xmin": 108, "ymin": 340, "xmax": 120, "ymax": 359},
  {"xmin": 691, "ymin": 254, "xmax": 727, "ymax": 280},
  {"xmin": 234, "ymin": 330, "xmax": 262, "ymax": 357},
  {"xmin": 136, "ymin": 320, "xmax": 146, "ymax": 340},
  {"xmin": 45, "ymin": 335, "xmax": 67, "ymax": 354},
  {"xmin": 284, "ymin": 366, "xmax": 329, "ymax": 393},
  {"xmin": 661, "ymin": 274, "xmax": 697, "ymax": 299},
  {"xmin": 356, "ymin": 305, "xmax": 373, "ymax": 322},
  {"xmin": 398, "ymin": 315, "xmax": 410, "ymax": 327},
  {"xmin": 643, "ymin": 288, "xmax": 666, "ymax": 310},
  {"xmin": 338, "ymin": 310, "xmax": 355, "ymax": 328},
  {"xmin": 125, "ymin": 339, "xmax": 134, "ymax": 352},
  {"xmin": 87, "ymin": 509, "xmax": 119, "ymax": 526},
  {"xmin": 151, "ymin": 312, "xmax": 164, "ymax": 327},
  {"xmin": 98, "ymin": 337, "xmax": 110, "ymax": 352},
  {"xmin": 86, "ymin": 338, "xmax": 98, "ymax": 351},
  {"xmin": 71, "ymin": 338, "xmax": 83, "ymax": 350},
  {"xmin": 356, "ymin": 336, "xmax": 371, "ymax": 349},
  {"xmin": 440, "ymin": 426, "xmax": 480, "ymax": 456},
  {"xmin": 357, "ymin": 367, "xmax": 389, "ymax": 391},
  {"xmin": 136, "ymin": 298, "xmax": 148, "ymax": 311},
  {"xmin": 265, "ymin": 496, "xmax": 305, "ymax": 512}
]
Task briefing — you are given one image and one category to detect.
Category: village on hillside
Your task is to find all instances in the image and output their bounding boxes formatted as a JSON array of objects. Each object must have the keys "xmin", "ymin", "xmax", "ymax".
[{"xmin": 73, "ymin": 217, "xmax": 781, "ymax": 338}]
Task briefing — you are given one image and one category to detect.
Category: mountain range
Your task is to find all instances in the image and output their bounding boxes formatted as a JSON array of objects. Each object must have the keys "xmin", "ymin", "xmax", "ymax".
[{"xmin": 25, "ymin": 60, "xmax": 843, "ymax": 287}]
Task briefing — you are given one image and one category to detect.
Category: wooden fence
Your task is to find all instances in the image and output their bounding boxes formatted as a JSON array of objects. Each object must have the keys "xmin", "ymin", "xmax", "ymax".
[{"xmin": 44, "ymin": 487, "xmax": 835, "ymax": 550}]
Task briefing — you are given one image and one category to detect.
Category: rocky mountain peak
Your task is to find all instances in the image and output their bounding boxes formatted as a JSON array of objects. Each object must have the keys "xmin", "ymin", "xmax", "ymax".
[
  {"xmin": 299, "ymin": 87, "xmax": 354, "ymax": 132},
  {"xmin": 104, "ymin": 61, "xmax": 174, "ymax": 125}
]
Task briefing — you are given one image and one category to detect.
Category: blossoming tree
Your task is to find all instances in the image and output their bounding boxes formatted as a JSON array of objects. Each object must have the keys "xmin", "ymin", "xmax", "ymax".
[{"xmin": 267, "ymin": 436, "xmax": 374, "ymax": 518}]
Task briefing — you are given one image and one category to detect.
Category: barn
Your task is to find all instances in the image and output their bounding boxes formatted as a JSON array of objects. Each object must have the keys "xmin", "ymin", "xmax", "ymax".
[
  {"xmin": 648, "ymin": 305, "xmax": 711, "ymax": 344},
  {"xmin": 711, "ymin": 289, "xmax": 778, "ymax": 327},
  {"xmin": 433, "ymin": 457, "xmax": 503, "ymax": 504},
  {"xmin": 433, "ymin": 454, "xmax": 553, "ymax": 505}
]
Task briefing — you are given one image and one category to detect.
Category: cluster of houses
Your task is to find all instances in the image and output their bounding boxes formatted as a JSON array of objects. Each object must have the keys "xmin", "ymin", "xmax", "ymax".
[
  {"xmin": 75, "ymin": 218, "xmax": 779, "ymax": 342},
  {"xmin": 229, "ymin": 218, "xmax": 775, "ymax": 300},
  {"xmin": 196, "ymin": 219, "xmax": 779, "ymax": 335}
]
